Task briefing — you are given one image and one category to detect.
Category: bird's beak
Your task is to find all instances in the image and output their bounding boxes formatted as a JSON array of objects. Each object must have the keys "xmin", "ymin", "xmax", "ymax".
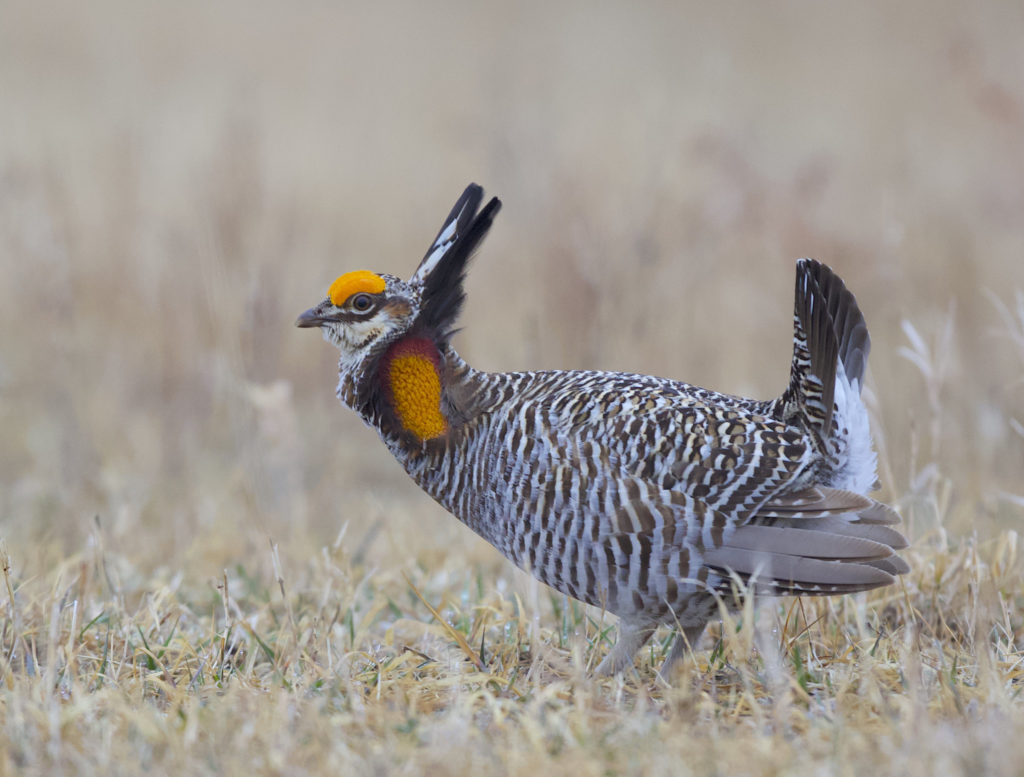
[{"xmin": 295, "ymin": 307, "xmax": 324, "ymax": 328}]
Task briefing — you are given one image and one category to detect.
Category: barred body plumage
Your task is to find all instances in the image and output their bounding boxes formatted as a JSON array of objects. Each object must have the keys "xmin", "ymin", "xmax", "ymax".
[{"xmin": 297, "ymin": 184, "xmax": 908, "ymax": 674}]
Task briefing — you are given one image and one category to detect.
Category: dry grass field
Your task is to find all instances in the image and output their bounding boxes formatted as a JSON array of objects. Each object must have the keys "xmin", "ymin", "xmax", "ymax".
[{"xmin": 2, "ymin": 1, "xmax": 1024, "ymax": 774}]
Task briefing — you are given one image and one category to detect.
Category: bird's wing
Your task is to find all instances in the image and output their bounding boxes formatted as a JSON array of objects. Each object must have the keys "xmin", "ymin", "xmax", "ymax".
[
  {"xmin": 594, "ymin": 474, "xmax": 908, "ymax": 604},
  {"xmin": 557, "ymin": 404, "xmax": 907, "ymax": 603}
]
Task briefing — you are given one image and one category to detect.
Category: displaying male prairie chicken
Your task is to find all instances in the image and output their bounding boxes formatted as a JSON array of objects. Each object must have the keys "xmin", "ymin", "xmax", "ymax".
[{"xmin": 296, "ymin": 184, "xmax": 908, "ymax": 675}]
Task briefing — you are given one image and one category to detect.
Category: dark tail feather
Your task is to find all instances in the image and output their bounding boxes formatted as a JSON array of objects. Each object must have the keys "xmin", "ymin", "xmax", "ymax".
[{"xmin": 780, "ymin": 259, "xmax": 871, "ymax": 446}]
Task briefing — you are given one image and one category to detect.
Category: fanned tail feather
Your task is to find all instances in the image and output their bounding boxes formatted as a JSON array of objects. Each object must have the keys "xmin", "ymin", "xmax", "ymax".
[{"xmin": 780, "ymin": 259, "xmax": 878, "ymax": 493}]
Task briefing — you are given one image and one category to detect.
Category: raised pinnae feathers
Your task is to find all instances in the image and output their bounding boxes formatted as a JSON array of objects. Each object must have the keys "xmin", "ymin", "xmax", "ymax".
[
  {"xmin": 413, "ymin": 186, "xmax": 502, "ymax": 343},
  {"xmin": 412, "ymin": 183, "xmax": 486, "ymax": 284}
]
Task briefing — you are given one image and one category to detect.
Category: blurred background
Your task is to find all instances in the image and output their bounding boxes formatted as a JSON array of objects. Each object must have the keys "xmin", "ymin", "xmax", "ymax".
[{"xmin": 1, "ymin": 0, "xmax": 1022, "ymax": 584}]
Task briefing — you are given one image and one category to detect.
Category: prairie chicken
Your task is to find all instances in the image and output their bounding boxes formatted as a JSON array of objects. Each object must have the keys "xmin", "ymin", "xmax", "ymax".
[{"xmin": 297, "ymin": 184, "xmax": 908, "ymax": 675}]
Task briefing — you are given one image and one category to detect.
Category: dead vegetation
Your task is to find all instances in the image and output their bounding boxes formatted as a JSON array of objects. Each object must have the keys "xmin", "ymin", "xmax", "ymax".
[{"xmin": 2, "ymin": 1, "xmax": 1023, "ymax": 774}]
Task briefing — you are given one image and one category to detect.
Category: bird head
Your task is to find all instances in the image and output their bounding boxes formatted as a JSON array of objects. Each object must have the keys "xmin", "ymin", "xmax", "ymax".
[{"xmin": 296, "ymin": 184, "xmax": 501, "ymax": 415}]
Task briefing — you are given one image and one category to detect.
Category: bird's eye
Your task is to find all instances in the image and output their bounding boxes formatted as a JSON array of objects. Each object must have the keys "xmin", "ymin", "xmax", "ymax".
[{"xmin": 351, "ymin": 293, "xmax": 373, "ymax": 311}]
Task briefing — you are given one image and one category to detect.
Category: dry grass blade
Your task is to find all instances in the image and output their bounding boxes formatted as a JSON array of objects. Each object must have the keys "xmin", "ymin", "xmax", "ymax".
[{"xmin": 402, "ymin": 572, "xmax": 486, "ymax": 672}]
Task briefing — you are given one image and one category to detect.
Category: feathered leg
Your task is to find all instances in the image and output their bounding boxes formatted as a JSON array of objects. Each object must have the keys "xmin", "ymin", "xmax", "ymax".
[
  {"xmin": 595, "ymin": 621, "xmax": 656, "ymax": 675},
  {"xmin": 661, "ymin": 623, "xmax": 707, "ymax": 675}
]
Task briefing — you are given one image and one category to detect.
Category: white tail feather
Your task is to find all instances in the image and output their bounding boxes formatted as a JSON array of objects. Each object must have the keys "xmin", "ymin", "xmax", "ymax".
[{"xmin": 828, "ymin": 360, "xmax": 878, "ymax": 494}]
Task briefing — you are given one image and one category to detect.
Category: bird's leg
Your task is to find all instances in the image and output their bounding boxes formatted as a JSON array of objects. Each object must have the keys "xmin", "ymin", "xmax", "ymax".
[
  {"xmin": 660, "ymin": 622, "xmax": 707, "ymax": 675},
  {"xmin": 595, "ymin": 621, "xmax": 656, "ymax": 675}
]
